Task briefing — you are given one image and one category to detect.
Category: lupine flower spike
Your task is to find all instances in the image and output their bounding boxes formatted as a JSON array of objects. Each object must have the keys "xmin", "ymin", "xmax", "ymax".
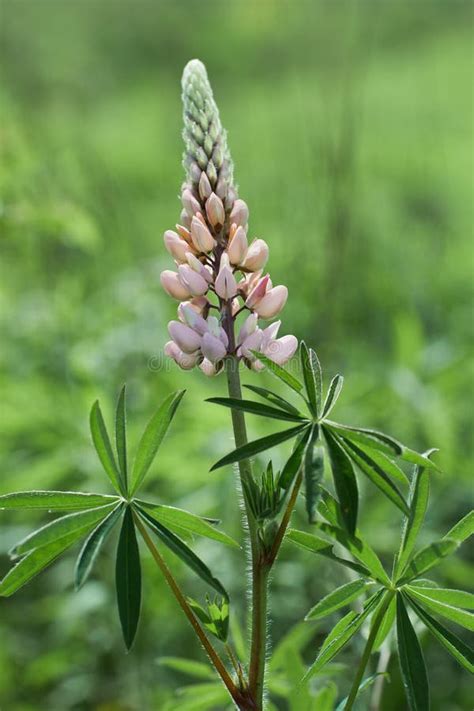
[{"xmin": 161, "ymin": 59, "xmax": 297, "ymax": 375}]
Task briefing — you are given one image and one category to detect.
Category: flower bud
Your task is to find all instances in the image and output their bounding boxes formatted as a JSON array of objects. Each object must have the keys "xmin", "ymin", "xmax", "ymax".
[
  {"xmin": 179, "ymin": 303, "xmax": 208, "ymax": 335},
  {"xmin": 160, "ymin": 270, "xmax": 191, "ymax": 300},
  {"xmin": 243, "ymin": 239, "xmax": 269, "ymax": 272},
  {"xmin": 175, "ymin": 224, "xmax": 192, "ymax": 243},
  {"xmin": 178, "ymin": 264, "xmax": 209, "ymax": 296},
  {"xmin": 199, "ymin": 172, "xmax": 212, "ymax": 200},
  {"xmin": 227, "ymin": 225, "xmax": 248, "ymax": 265},
  {"xmin": 206, "ymin": 315, "xmax": 229, "ymax": 347},
  {"xmin": 164, "ymin": 341, "xmax": 200, "ymax": 370},
  {"xmin": 237, "ymin": 312, "xmax": 258, "ymax": 344},
  {"xmin": 191, "ymin": 216, "xmax": 216, "ymax": 253},
  {"xmin": 201, "ymin": 332, "xmax": 227, "ymax": 363},
  {"xmin": 215, "ymin": 253, "xmax": 238, "ymax": 300},
  {"xmin": 168, "ymin": 320, "xmax": 202, "ymax": 354},
  {"xmin": 229, "ymin": 198, "xmax": 249, "ymax": 227},
  {"xmin": 215, "ymin": 176, "xmax": 228, "ymax": 200},
  {"xmin": 238, "ymin": 328, "xmax": 264, "ymax": 359},
  {"xmin": 245, "ymin": 274, "xmax": 270, "ymax": 308},
  {"xmin": 182, "ymin": 188, "xmax": 201, "ymax": 217},
  {"xmin": 205, "ymin": 192, "xmax": 225, "ymax": 228},
  {"xmin": 164, "ymin": 230, "xmax": 190, "ymax": 262},
  {"xmin": 200, "ymin": 358, "xmax": 220, "ymax": 376},
  {"xmin": 254, "ymin": 285, "xmax": 288, "ymax": 319},
  {"xmin": 180, "ymin": 209, "xmax": 192, "ymax": 229},
  {"xmin": 264, "ymin": 335, "xmax": 298, "ymax": 365},
  {"xmin": 186, "ymin": 252, "xmax": 213, "ymax": 283}
]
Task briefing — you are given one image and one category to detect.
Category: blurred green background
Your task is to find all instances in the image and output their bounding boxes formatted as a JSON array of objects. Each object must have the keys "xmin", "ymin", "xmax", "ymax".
[{"xmin": 0, "ymin": 0, "xmax": 473, "ymax": 709}]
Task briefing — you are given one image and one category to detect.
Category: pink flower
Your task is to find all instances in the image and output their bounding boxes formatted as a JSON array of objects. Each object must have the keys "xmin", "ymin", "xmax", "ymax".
[
  {"xmin": 245, "ymin": 274, "xmax": 270, "ymax": 308},
  {"xmin": 178, "ymin": 264, "xmax": 209, "ymax": 296},
  {"xmin": 201, "ymin": 333, "xmax": 227, "ymax": 363},
  {"xmin": 229, "ymin": 199, "xmax": 249, "ymax": 227},
  {"xmin": 182, "ymin": 188, "xmax": 201, "ymax": 217},
  {"xmin": 200, "ymin": 358, "xmax": 221, "ymax": 377},
  {"xmin": 215, "ymin": 254, "xmax": 238, "ymax": 300},
  {"xmin": 160, "ymin": 270, "xmax": 191, "ymax": 300},
  {"xmin": 253, "ymin": 285, "xmax": 288, "ymax": 319},
  {"xmin": 228, "ymin": 225, "xmax": 248, "ymax": 265},
  {"xmin": 164, "ymin": 341, "xmax": 200, "ymax": 370},
  {"xmin": 243, "ymin": 239, "xmax": 269, "ymax": 272},
  {"xmin": 205, "ymin": 193, "xmax": 225, "ymax": 228},
  {"xmin": 163, "ymin": 230, "xmax": 191, "ymax": 262},
  {"xmin": 168, "ymin": 320, "xmax": 202, "ymax": 354},
  {"xmin": 190, "ymin": 216, "xmax": 216, "ymax": 253},
  {"xmin": 178, "ymin": 303, "xmax": 208, "ymax": 335}
]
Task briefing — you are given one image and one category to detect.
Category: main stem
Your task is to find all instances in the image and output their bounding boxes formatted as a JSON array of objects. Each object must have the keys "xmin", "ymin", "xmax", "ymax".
[
  {"xmin": 225, "ymin": 356, "xmax": 268, "ymax": 709},
  {"xmin": 344, "ymin": 590, "xmax": 396, "ymax": 711}
]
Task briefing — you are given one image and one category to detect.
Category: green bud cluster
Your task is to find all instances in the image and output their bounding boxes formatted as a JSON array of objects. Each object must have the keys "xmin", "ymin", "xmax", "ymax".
[{"xmin": 181, "ymin": 59, "xmax": 235, "ymax": 205}]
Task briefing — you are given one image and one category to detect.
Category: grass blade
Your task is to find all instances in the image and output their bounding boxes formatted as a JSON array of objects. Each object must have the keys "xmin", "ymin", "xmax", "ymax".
[
  {"xmin": 75, "ymin": 504, "xmax": 124, "ymax": 589},
  {"xmin": 130, "ymin": 390, "xmax": 185, "ymax": 495},
  {"xmin": 115, "ymin": 507, "xmax": 142, "ymax": 650},
  {"xmin": 396, "ymin": 594, "xmax": 429, "ymax": 711},
  {"xmin": 0, "ymin": 491, "xmax": 119, "ymax": 511},
  {"xmin": 210, "ymin": 424, "xmax": 308, "ymax": 471}
]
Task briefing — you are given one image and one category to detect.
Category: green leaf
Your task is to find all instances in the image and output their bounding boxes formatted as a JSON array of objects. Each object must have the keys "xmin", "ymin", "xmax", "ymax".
[
  {"xmin": 278, "ymin": 428, "xmax": 312, "ymax": 489},
  {"xmin": 90, "ymin": 400, "xmax": 123, "ymax": 494},
  {"xmin": 444, "ymin": 510, "xmax": 474, "ymax": 543},
  {"xmin": 130, "ymin": 390, "xmax": 185, "ymax": 495},
  {"xmin": 305, "ymin": 579, "xmax": 372, "ymax": 621},
  {"xmin": 157, "ymin": 657, "xmax": 215, "ymax": 680},
  {"xmin": 286, "ymin": 528, "xmax": 372, "ymax": 578},
  {"xmin": 396, "ymin": 594, "xmax": 430, "ymax": 711},
  {"xmin": 206, "ymin": 397, "xmax": 306, "ymax": 423},
  {"xmin": 251, "ymin": 350, "xmax": 303, "ymax": 395},
  {"xmin": 136, "ymin": 501, "xmax": 239, "ymax": 548},
  {"xmin": 324, "ymin": 429, "xmax": 358, "ymax": 535},
  {"xmin": 408, "ymin": 597, "xmax": 474, "ymax": 674},
  {"xmin": 0, "ymin": 528, "xmax": 91, "ymax": 596},
  {"xmin": 115, "ymin": 385, "xmax": 128, "ymax": 493},
  {"xmin": 406, "ymin": 585, "xmax": 474, "ymax": 610},
  {"xmin": 0, "ymin": 491, "xmax": 120, "ymax": 511},
  {"xmin": 115, "ymin": 507, "xmax": 141, "ymax": 650},
  {"xmin": 338, "ymin": 437, "xmax": 409, "ymax": 516},
  {"xmin": 243, "ymin": 384, "xmax": 302, "ymax": 416},
  {"xmin": 137, "ymin": 508, "xmax": 228, "ymax": 599},
  {"xmin": 394, "ymin": 458, "xmax": 432, "ymax": 579},
  {"xmin": 325, "ymin": 421, "xmax": 403, "ymax": 456},
  {"xmin": 300, "ymin": 342, "xmax": 322, "ymax": 416},
  {"xmin": 10, "ymin": 504, "xmax": 117, "ymax": 557},
  {"xmin": 210, "ymin": 424, "xmax": 308, "ymax": 471},
  {"xmin": 304, "ymin": 426, "xmax": 324, "ymax": 523},
  {"xmin": 406, "ymin": 588, "xmax": 474, "ymax": 631},
  {"xmin": 373, "ymin": 594, "xmax": 397, "ymax": 650},
  {"xmin": 321, "ymin": 374, "xmax": 344, "ymax": 419},
  {"xmin": 398, "ymin": 538, "xmax": 459, "ymax": 584},
  {"xmin": 75, "ymin": 504, "xmax": 124, "ymax": 590},
  {"xmin": 315, "ymin": 522, "xmax": 390, "ymax": 585},
  {"xmin": 351, "ymin": 446, "xmax": 409, "ymax": 487},
  {"xmin": 304, "ymin": 591, "xmax": 383, "ymax": 680}
]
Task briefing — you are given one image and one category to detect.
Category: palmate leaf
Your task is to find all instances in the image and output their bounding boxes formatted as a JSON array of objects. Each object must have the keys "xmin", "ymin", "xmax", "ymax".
[
  {"xmin": 137, "ymin": 508, "xmax": 228, "ymax": 599},
  {"xmin": 210, "ymin": 424, "xmax": 309, "ymax": 471},
  {"xmin": 373, "ymin": 594, "xmax": 397, "ymax": 650},
  {"xmin": 75, "ymin": 504, "xmax": 125, "ymax": 590},
  {"xmin": 0, "ymin": 491, "xmax": 119, "ymax": 511},
  {"xmin": 324, "ymin": 429, "xmax": 358, "ymax": 535},
  {"xmin": 408, "ymin": 597, "xmax": 474, "ymax": 674},
  {"xmin": 303, "ymin": 426, "xmax": 324, "ymax": 523},
  {"xmin": 444, "ymin": 510, "xmax": 474, "ymax": 543},
  {"xmin": 396, "ymin": 594, "xmax": 429, "ymax": 711},
  {"xmin": 334, "ymin": 673, "xmax": 390, "ymax": 711},
  {"xmin": 405, "ymin": 587, "xmax": 474, "ymax": 631},
  {"xmin": 286, "ymin": 528, "xmax": 372, "ymax": 578},
  {"xmin": 115, "ymin": 507, "xmax": 141, "ymax": 650},
  {"xmin": 406, "ymin": 585, "xmax": 474, "ymax": 610},
  {"xmin": 10, "ymin": 504, "xmax": 118, "ymax": 557},
  {"xmin": 243, "ymin": 384, "xmax": 302, "ymax": 416},
  {"xmin": 206, "ymin": 397, "xmax": 306, "ymax": 423},
  {"xmin": 300, "ymin": 341, "xmax": 322, "ymax": 417},
  {"xmin": 0, "ymin": 526, "xmax": 96, "ymax": 597},
  {"xmin": 305, "ymin": 578, "xmax": 372, "ymax": 621},
  {"xmin": 115, "ymin": 385, "xmax": 128, "ymax": 491},
  {"xmin": 90, "ymin": 400, "xmax": 124, "ymax": 495},
  {"xmin": 398, "ymin": 538, "xmax": 459, "ymax": 584},
  {"xmin": 251, "ymin": 350, "xmax": 304, "ymax": 396},
  {"xmin": 130, "ymin": 390, "xmax": 185, "ymax": 496},
  {"xmin": 394, "ymin": 456, "xmax": 433, "ymax": 579},
  {"xmin": 278, "ymin": 428, "xmax": 312, "ymax": 490},
  {"xmin": 335, "ymin": 435, "xmax": 409, "ymax": 516},
  {"xmin": 304, "ymin": 591, "xmax": 383, "ymax": 681},
  {"xmin": 157, "ymin": 656, "xmax": 216, "ymax": 680},
  {"xmin": 136, "ymin": 501, "xmax": 239, "ymax": 548},
  {"xmin": 321, "ymin": 374, "xmax": 344, "ymax": 419}
]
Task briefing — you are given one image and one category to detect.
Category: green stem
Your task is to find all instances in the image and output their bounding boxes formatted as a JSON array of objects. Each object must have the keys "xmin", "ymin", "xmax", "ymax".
[
  {"xmin": 225, "ymin": 356, "xmax": 268, "ymax": 709},
  {"xmin": 344, "ymin": 590, "xmax": 396, "ymax": 711}
]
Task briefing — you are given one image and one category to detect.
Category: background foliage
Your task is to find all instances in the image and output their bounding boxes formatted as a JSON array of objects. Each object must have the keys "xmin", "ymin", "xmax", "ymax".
[{"xmin": 0, "ymin": 1, "xmax": 472, "ymax": 709}]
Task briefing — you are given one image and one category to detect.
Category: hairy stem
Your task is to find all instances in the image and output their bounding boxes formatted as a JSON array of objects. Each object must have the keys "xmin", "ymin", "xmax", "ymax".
[
  {"xmin": 344, "ymin": 590, "xmax": 396, "ymax": 711},
  {"xmin": 134, "ymin": 514, "xmax": 244, "ymax": 705},
  {"xmin": 225, "ymin": 356, "xmax": 268, "ymax": 708}
]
